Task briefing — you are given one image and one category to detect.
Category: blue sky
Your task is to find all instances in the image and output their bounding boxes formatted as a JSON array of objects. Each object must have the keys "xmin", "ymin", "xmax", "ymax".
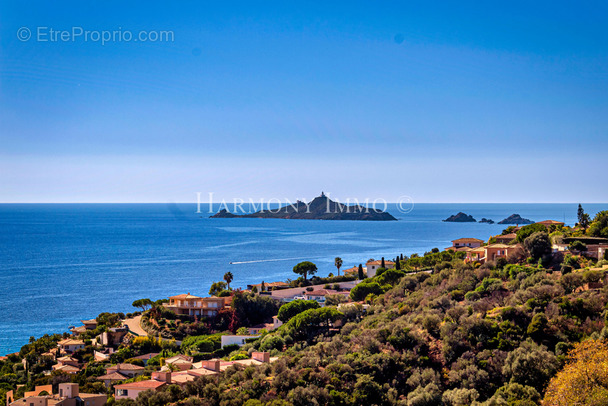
[{"xmin": 1, "ymin": 1, "xmax": 607, "ymax": 203}]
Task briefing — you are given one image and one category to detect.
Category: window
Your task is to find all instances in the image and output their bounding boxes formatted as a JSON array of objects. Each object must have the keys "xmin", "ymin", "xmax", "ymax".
[{"xmin": 117, "ymin": 389, "xmax": 128, "ymax": 397}]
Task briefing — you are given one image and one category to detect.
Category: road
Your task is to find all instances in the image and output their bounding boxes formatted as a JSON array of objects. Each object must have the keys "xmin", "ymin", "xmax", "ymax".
[{"xmin": 123, "ymin": 315, "xmax": 148, "ymax": 337}]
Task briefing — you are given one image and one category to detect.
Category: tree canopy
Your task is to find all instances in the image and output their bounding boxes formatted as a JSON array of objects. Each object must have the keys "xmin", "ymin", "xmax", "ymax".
[
  {"xmin": 277, "ymin": 299, "xmax": 320, "ymax": 323},
  {"xmin": 293, "ymin": 261, "xmax": 317, "ymax": 281}
]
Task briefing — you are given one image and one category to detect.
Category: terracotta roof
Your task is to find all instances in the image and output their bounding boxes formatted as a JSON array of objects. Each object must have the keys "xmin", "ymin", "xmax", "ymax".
[
  {"xmin": 57, "ymin": 339, "xmax": 84, "ymax": 346},
  {"xmin": 485, "ymin": 243, "xmax": 512, "ymax": 249},
  {"xmin": 169, "ymin": 293, "xmax": 202, "ymax": 300},
  {"xmin": 114, "ymin": 380, "xmax": 166, "ymax": 390},
  {"xmin": 57, "ymin": 356, "xmax": 78, "ymax": 362},
  {"xmin": 495, "ymin": 233, "xmax": 517, "ymax": 240},
  {"xmin": 97, "ymin": 371, "xmax": 128, "ymax": 381},
  {"xmin": 452, "ymin": 238, "xmax": 484, "ymax": 243},
  {"xmin": 108, "ymin": 363, "xmax": 145, "ymax": 371},
  {"xmin": 81, "ymin": 319, "xmax": 98, "ymax": 324},
  {"xmin": 444, "ymin": 246, "xmax": 472, "ymax": 252},
  {"xmin": 366, "ymin": 260, "xmax": 395, "ymax": 265},
  {"xmin": 343, "ymin": 266, "xmax": 365, "ymax": 273},
  {"xmin": 54, "ymin": 364, "xmax": 80, "ymax": 373}
]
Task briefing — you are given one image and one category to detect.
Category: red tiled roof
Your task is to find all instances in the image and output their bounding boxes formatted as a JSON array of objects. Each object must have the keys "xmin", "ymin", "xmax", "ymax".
[
  {"xmin": 366, "ymin": 260, "xmax": 395, "ymax": 265},
  {"xmin": 169, "ymin": 293, "xmax": 202, "ymax": 300},
  {"xmin": 97, "ymin": 372, "xmax": 128, "ymax": 381},
  {"xmin": 452, "ymin": 238, "xmax": 484, "ymax": 243},
  {"xmin": 108, "ymin": 363, "xmax": 145, "ymax": 371},
  {"xmin": 114, "ymin": 380, "xmax": 166, "ymax": 390}
]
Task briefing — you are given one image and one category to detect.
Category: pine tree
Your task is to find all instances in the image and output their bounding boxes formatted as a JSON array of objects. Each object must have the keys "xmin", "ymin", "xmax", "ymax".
[
  {"xmin": 577, "ymin": 204, "xmax": 584, "ymax": 225},
  {"xmin": 381, "ymin": 257, "xmax": 385, "ymax": 268},
  {"xmin": 395, "ymin": 258, "xmax": 401, "ymax": 270},
  {"xmin": 358, "ymin": 264, "xmax": 364, "ymax": 280}
]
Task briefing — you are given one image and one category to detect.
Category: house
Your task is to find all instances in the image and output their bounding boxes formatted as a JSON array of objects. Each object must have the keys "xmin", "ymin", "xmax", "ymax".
[
  {"xmin": 305, "ymin": 289, "xmax": 337, "ymax": 303},
  {"xmin": 536, "ymin": 220, "xmax": 565, "ymax": 228},
  {"xmin": 81, "ymin": 319, "xmax": 98, "ymax": 330},
  {"xmin": 9, "ymin": 383, "xmax": 105, "ymax": 406},
  {"xmin": 343, "ymin": 265, "xmax": 366, "ymax": 276},
  {"xmin": 272, "ymin": 315, "xmax": 283, "ymax": 330},
  {"xmin": 493, "ymin": 233, "xmax": 517, "ymax": 244},
  {"xmin": 164, "ymin": 355, "xmax": 193, "ymax": 371},
  {"xmin": 94, "ymin": 326, "xmax": 128, "ymax": 346},
  {"xmin": 57, "ymin": 339, "xmax": 84, "ymax": 354},
  {"xmin": 93, "ymin": 348, "xmax": 114, "ymax": 362},
  {"xmin": 54, "ymin": 356, "xmax": 80, "ymax": 368},
  {"xmin": 106, "ymin": 363, "xmax": 145, "ymax": 378},
  {"xmin": 448, "ymin": 238, "xmax": 484, "ymax": 250},
  {"xmin": 303, "ymin": 289, "xmax": 348, "ymax": 304},
  {"xmin": 114, "ymin": 378, "xmax": 167, "ymax": 401},
  {"xmin": 465, "ymin": 244, "xmax": 523, "ymax": 264},
  {"xmin": 220, "ymin": 335, "xmax": 260, "ymax": 348},
  {"xmin": 96, "ymin": 371, "xmax": 129, "ymax": 387},
  {"xmin": 365, "ymin": 259, "xmax": 395, "ymax": 278},
  {"xmin": 164, "ymin": 293, "xmax": 226, "ymax": 317}
]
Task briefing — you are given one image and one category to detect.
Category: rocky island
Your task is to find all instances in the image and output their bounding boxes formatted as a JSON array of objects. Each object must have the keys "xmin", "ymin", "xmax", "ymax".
[
  {"xmin": 210, "ymin": 193, "xmax": 398, "ymax": 221},
  {"xmin": 443, "ymin": 212, "xmax": 476, "ymax": 222},
  {"xmin": 498, "ymin": 214, "xmax": 534, "ymax": 224}
]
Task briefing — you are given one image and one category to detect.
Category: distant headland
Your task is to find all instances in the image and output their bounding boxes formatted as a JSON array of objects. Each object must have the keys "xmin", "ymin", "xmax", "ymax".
[{"xmin": 210, "ymin": 193, "xmax": 398, "ymax": 221}]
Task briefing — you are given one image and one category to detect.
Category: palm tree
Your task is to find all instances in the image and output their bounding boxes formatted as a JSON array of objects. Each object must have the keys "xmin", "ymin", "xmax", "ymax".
[
  {"xmin": 334, "ymin": 257, "xmax": 343, "ymax": 276},
  {"xmin": 224, "ymin": 271, "xmax": 234, "ymax": 290}
]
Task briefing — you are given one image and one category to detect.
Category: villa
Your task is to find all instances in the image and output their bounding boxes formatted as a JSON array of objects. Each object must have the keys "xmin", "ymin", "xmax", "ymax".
[
  {"xmin": 96, "ymin": 371, "xmax": 129, "ymax": 387},
  {"xmin": 343, "ymin": 265, "xmax": 366, "ymax": 276},
  {"xmin": 106, "ymin": 363, "xmax": 145, "ymax": 378},
  {"xmin": 114, "ymin": 373, "xmax": 168, "ymax": 401},
  {"xmin": 465, "ymin": 244, "xmax": 522, "ymax": 264},
  {"xmin": 493, "ymin": 233, "xmax": 517, "ymax": 244},
  {"xmin": 446, "ymin": 238, "xmax": 484, "ymax": 251},
  {"xmin": 366, "ymin": 259, "xmax": 395, "ymax": 278},
  {"xmin": 57, "ymin": 339, "xmax": 84, "ymax": 354},
  {"xmin": 164, "ymin": 293, "xmax": 226, "ymax": 317},
  {"xmin": 536, "ymin": 220, "xmax": 565, "ymax": 228}
]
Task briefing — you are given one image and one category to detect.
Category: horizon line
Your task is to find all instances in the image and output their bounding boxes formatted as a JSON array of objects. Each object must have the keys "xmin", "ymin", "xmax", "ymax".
[{"xmin": 1, "ymin": 202, "xmax": 606, "ymax": 205}]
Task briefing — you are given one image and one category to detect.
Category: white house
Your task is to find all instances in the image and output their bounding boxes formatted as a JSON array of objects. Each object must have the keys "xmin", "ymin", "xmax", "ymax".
[{"xmin": 220, "ymin": 335, "xmax": 260, "ymax": 348}]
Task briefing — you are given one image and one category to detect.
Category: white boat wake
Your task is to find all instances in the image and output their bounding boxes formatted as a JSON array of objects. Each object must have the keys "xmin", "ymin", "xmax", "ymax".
[{"xmin": 229, "ymin": 256, "xmax": 316, "ymax": 265}]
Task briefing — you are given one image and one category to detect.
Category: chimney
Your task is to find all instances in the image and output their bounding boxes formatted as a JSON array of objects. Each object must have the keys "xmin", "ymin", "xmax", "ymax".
[
  {"xmin": 202, "ymin": 359, "xmax": 221, "ymax": 372},
  {"xmin": 252, "ymin": 352, "xmax": 270, "ymax": 363}
]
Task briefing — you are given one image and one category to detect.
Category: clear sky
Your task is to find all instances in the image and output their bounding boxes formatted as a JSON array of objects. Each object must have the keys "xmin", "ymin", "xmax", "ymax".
[{"xmin": 1, "ymin": 1, "xmax": 607, "ymax": 203}]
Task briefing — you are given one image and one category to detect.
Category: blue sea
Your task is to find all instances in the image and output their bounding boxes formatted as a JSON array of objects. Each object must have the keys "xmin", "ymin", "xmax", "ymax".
[{"xmin": 1, "ymin": 203, "xmax": 606, "ymax": 355}]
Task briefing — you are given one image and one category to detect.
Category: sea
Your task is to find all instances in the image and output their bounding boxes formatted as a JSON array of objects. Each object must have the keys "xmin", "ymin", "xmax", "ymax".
[{"xmin": 1, "ymin": 203, "xmax": 606, "ymax": 355}]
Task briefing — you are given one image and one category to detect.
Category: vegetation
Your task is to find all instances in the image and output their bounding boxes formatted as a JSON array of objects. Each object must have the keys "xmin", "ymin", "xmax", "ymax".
[
  {"xmin": 277, "ymin": 300, "xmax": 320, "ymax": 323},
  {"xmin": 6, "ymin": 214, "xmax": 608, "ymax": 406},
  {"xmin": 335, "ymin": 257, "xmax": 343, "ymax": 276},
  {"xmin": 543, "ymin": 339, "xmax": 608, "ymax": 405},
  {"xmin": 292, "ymin": 261, "xmax": 317, "ymax": 281},
  {"xmin": 224, "ymin": 272, "xmax": 234, "ymax": 290}
]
